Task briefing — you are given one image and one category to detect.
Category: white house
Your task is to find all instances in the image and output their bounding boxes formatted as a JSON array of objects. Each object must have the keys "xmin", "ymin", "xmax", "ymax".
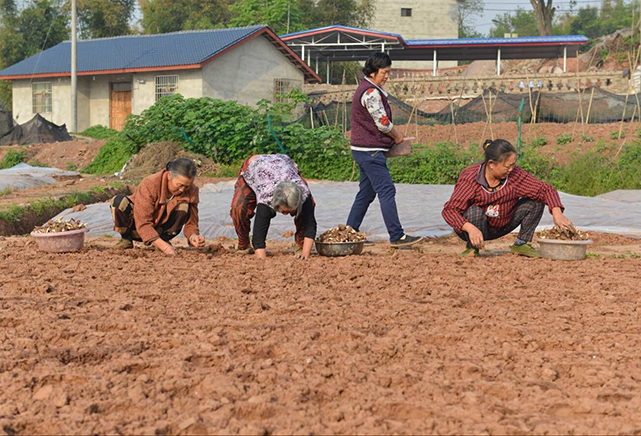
[{"xmin": 0, "ymin": 25, "xmax": 320, "ymax": 132}]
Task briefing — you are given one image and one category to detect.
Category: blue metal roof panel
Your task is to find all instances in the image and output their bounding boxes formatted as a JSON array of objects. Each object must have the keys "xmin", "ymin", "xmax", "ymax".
[
  {"xmin": 0, "ymin": 25, "xmax": 266, "ymax": 76},
  {"xmin": 405, "ymin": 35, "xmax": 589, "ymax": 46}
]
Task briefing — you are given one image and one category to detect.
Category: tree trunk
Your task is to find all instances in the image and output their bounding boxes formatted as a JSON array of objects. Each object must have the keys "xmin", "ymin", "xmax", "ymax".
[{"xmin": 529, "ymin": 0, "xmax": 555, "ymax": 36}]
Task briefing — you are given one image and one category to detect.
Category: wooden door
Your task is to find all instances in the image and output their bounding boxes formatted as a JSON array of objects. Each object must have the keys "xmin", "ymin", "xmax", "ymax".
[{"xmin": 110, "ymin": 83, "xmax": 132, "ymax": 131}]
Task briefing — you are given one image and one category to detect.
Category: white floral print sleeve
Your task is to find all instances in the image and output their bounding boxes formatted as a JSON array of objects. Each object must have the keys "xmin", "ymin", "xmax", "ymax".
[{"xmin": 360, "ymin": 87, "xmax": 393, "ymax": 134}]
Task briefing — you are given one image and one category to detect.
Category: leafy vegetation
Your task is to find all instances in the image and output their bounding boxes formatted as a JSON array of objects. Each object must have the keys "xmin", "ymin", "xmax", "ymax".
[
  {"xmin": 85, "ymin": 92, "xmax": 352, "ymax": 179},
  {"xmin": 79, "ymin": 125, "xmax": 118, "ymax": 140},
  {"xmin": 0, "ymin": 150, "xmax": 26, "ymax": 169},
  {"xmin": 556, "ymin": 133, "xmax": 573, "ymax": 145},
  {"xmin": 82, "ymin": 133, "xmax": 138, "ymax": 175}
]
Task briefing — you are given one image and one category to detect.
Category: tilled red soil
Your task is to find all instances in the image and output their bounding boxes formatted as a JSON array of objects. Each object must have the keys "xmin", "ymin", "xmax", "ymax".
[
  {"xmin": 391, "ymin": 121, "xmax": 640, "ymax": 165},
  {"xmin": 1, "ymin": 237, "xmax": 641, "ymax": 435}
]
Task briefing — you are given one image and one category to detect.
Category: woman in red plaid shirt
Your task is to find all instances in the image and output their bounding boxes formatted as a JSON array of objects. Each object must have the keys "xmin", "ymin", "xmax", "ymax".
[{"xmin": 442, "ymin": 139, "xmax": 574, "ymax": 257}]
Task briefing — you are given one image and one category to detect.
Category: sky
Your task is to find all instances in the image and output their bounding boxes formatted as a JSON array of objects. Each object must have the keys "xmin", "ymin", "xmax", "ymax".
[{"xmin": 474, "ymin": 0, "xmax": 607, "ymax": 35}]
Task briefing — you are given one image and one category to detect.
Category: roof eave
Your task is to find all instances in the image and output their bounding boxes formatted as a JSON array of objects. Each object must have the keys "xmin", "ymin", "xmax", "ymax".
[{"xmin": 0, "ymin": 27, "xmax": 322, "ymax": 84}]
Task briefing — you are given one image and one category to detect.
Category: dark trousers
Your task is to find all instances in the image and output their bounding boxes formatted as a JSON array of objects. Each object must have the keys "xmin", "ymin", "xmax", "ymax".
[
  {"xmin": 110, "ymin": 194, "xmax": 190, "ymax": 243},
  {"xmin": 347, "ymin": 150, "xmax": 404, "ymax": 241},
  {"xmin": 456, "ymin": 198, "xmax": 545, "ymax": 248},
  {"xmin": 229, "ymin": 157, "xmax": 312, "ymax": 251}
]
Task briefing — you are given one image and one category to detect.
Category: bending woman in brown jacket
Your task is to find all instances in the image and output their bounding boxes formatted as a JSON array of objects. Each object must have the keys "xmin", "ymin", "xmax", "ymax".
[{"xmin": 110, "ymin": 158, "xmax": 205, "ymax": 255}]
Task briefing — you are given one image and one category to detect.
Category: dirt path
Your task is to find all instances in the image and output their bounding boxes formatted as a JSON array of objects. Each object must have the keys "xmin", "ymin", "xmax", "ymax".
[{"xmin": 0, "ymin": 235, "xmax": 640, "ymax": 434}]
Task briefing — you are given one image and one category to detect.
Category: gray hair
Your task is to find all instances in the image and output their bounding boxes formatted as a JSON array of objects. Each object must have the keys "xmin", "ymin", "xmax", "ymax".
[
  {"xmin": 166, "ymin": 158, "xmax": 197, "ymax": 179},
  {"xmin": 272, "ymin": 181, "xmax": 303, "ymax": 216}
]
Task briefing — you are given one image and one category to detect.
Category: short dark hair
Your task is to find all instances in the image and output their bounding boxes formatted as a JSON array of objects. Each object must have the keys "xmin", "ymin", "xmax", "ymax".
[
  {"xmin": 166, "ymin": 158, "xmax": 197, "ymax": 179},
  {"xmin": 482, "ymin": 139, "xmax": 516, "ymax": 163},
  {"xmin": 363, "ymin": 52, "xmax": 392, "ymax": 77}
]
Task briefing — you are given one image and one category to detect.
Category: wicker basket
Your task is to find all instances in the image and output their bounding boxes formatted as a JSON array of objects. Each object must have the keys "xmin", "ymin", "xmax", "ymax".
[
  {"xmin": 536, "ymin": 238, "xmax": 592, "ymax": 260},
  {"xmin": 31, "ymin": 227, "xmax": 89, "ymax": 253}
]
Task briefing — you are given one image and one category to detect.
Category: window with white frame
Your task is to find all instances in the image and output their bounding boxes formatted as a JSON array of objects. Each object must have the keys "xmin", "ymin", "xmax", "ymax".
[
  {"xmin": 155, "ymin": 75, "xmax": 179, "ymax": 101},
  {"xmin": 273, "ymin": 78, "xmax": 303, "ymax": 103},
  {"xmin": 32, "ymin": 82, "xmax": 52, "ymax": 113}
]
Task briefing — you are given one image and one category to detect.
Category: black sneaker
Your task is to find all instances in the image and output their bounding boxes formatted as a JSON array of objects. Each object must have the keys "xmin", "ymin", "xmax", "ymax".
[{"xmin": 390, "ymin": 234, "xmax": 423, "ymax": 247}]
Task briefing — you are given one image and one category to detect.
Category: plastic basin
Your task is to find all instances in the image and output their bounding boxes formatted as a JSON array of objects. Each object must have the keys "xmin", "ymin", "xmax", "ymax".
[
  {"xmin": 315, "ymin": 240, "xmax": 364, "ymax": 257},
  {"xmin": 31, "ymin": 227, "xmax": 89, "ymax": 253},
  {"xmin": 536, "ymin": 238, "xmax": 592, "ymax": 260}
]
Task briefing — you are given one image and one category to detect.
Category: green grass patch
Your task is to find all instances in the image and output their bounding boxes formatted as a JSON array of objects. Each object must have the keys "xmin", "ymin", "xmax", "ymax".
[
  {"xmin": 80, "ymin": 125, "xmax": 118, "ymax": 140},
  {"xmin": 0, "ymin": 150, "xmax": 26, "ymax": 169},
  {"xmin": 82, "ymin": 134, "xmax": 138, "ymax": 175}
]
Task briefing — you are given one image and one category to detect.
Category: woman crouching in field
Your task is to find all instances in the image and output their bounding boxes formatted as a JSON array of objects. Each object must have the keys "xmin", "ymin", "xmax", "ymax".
[
  {"xmin": 442, "ymin": 139, "xmax": 574, "ymax": 257},
  {"xmin": 110, "ymin": 158, "xmax": 205, "ymax": 255},
  {"xmin": 230, "ymin": 154, "xmax": 317, "ymax": 259}
]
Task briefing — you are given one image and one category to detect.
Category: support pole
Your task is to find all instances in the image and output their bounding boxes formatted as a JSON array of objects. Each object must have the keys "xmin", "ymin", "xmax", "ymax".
[
  {"xmin": 301, "ymin": 45, "xmax": 305, "ymax": 63},
  {"xmin": 563, "ymin": 46, "xmax": 567, "ymax": 72},
  {"xmin": 71, "ymin": 0, "xmax": 77, "ymax": 133},
  {"xmin": 326, "ymin": 60, "xmax": 330, "ymax": 85},
  {"xmin": 381, "ymin": 42, "xmax": 385, "ymax": 52},
  {"xmin": 497, "ymin": 48, "xmax": 501, "ymax": 76},
  {"xmin": 433, "ymin": 50, "xmax": 437, "ymax": 77},
  {"xmin": 315, "ymin": 56, "xmax": 318, "ymax": 74}
]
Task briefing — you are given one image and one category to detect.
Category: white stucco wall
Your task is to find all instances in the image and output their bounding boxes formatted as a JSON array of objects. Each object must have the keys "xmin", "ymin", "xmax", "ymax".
[
  {"xmin": 131, "ymin": 68, "xmax": 202, "ymax": 115},
  {"xmin": 10, "ymin": 34, "xmax": 305, "ymax": 130},
  {"xmin": 201, "ymin": 35, "xmax": 305, "ymax": 107},
  {"xmin": 12, "ymin": 77, "xmax": 79, "ymax": 130}
]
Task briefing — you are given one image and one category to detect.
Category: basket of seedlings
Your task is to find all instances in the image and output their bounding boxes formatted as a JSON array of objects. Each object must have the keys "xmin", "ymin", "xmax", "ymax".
[
  {"xmin": 31, "ymin": 218, "xmax": 89, "ymax": 253},
  {"xmin": 315, "ymin": 225, "xmax": 366, "ymax": 257},
  {"xmin": 536, "ymin": 225, "xmax": 592, "ymax": 260}
]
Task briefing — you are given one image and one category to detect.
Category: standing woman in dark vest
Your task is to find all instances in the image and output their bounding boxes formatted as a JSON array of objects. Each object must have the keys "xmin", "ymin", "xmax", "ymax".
[{"xmin": 346, "ymin": 52, "xmax": 422, "ymax": 247}]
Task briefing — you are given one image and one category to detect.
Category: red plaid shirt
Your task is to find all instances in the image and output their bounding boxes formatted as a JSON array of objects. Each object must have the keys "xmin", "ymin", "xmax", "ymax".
[{"xmin": 442, "ymin": 162, "xmax": 564, "ymax": 233}]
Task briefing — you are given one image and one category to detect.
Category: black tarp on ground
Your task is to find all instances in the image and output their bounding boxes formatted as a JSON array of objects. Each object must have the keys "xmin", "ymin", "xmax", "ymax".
[
  {"xmin": 0, "ymin": 113, "xmax": 72, "ymax": 145},
  {"xmin": 0, "ymin": 103, "xmax": 14, "ymax": 137}
]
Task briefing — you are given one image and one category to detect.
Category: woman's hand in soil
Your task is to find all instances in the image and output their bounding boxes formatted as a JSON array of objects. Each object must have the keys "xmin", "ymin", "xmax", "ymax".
[
  {"xmin": 552, "ymin": 208, "xmax": 573, "ymax": 231},
  {"xmin": 462, "ymin": 222, "xmax": 484, "ymax": 249},
  {"xmin": 255, "ymin": 248, "xmax": 267, "ymax": 259},
  {"xmin": 152, "ymin": 239, "xmax": 176, "ymax": 256},
  {"xmin": 295, "ymin": 237, "xmax": 314, "ymax": 260},
  {"xmin": 189, "ymin": 234, "xmax": 205, "ymax": 249}
]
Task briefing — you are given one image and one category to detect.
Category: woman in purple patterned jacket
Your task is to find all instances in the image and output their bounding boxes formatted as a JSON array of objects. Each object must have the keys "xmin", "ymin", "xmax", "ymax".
[{"xmin": 230, "ymin": 154, "xmax": 317, "ymax": 259}]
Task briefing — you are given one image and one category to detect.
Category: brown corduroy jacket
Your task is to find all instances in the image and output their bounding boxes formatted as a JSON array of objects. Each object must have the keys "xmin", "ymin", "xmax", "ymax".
[{"xmin": 129, "ymin": 169, "xmax": 200, "ymax": 243}]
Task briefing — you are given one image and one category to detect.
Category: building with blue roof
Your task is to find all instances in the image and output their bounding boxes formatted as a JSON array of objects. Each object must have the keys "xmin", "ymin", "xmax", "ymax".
[{"xmin": 0, "ymin": 26, "xmax": 320, "ymax": 132}]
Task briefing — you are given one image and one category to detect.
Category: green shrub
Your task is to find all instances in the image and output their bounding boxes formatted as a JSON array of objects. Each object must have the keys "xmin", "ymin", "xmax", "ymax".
[
  {"xmin": 0, "ymin": 150, "xmax": 26, "ymax": 169},
  {"xmin": 581, "ymin": 134, "xmax": 595, "ymax": 142},
  {"xmin": 389, "ymin": 142, "xmax": 480, "ymax": 185},
  {"xmin": 82, "ymin": 133, "xmax": 138, "ymax": 174},
  {"xmin": 556, "ymin": 133, "xmax": 572, "ymax": 145},
  {"xmin": 610, "ymin": 130, "xmax": 625, "ymax": 140},
  {"xmin": 80, "ymin": 125, "xmax": 118, "ymax": 140},
  {"xmin": 65, "ymin": 162, "xmax": 78, "ymax": 171},
  {"xmin": 529, "ymin": 136, "xmax": 547, "ymax": 148},
  {"xmin": 85, "ymin": 93, "xmax": 352, "ymax": 177}
]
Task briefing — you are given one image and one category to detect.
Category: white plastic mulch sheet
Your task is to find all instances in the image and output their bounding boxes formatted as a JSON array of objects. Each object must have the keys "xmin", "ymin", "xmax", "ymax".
[
  {"xmin": 0, "ymin": 163, "xmax": 79, "ymax": 191},
  {"xmin": 53, "ymin": 181, "xmax": 641, "ymax": 241}
]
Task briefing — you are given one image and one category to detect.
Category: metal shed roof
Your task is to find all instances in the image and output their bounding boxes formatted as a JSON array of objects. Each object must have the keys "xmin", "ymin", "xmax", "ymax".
[
  {"xmin": 280, "ymin": 25, "xmax": 588, "ymax": 63},
  {"xmin": 0, "ymin": 26, "xmax": 321, "ymax": 83}
]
